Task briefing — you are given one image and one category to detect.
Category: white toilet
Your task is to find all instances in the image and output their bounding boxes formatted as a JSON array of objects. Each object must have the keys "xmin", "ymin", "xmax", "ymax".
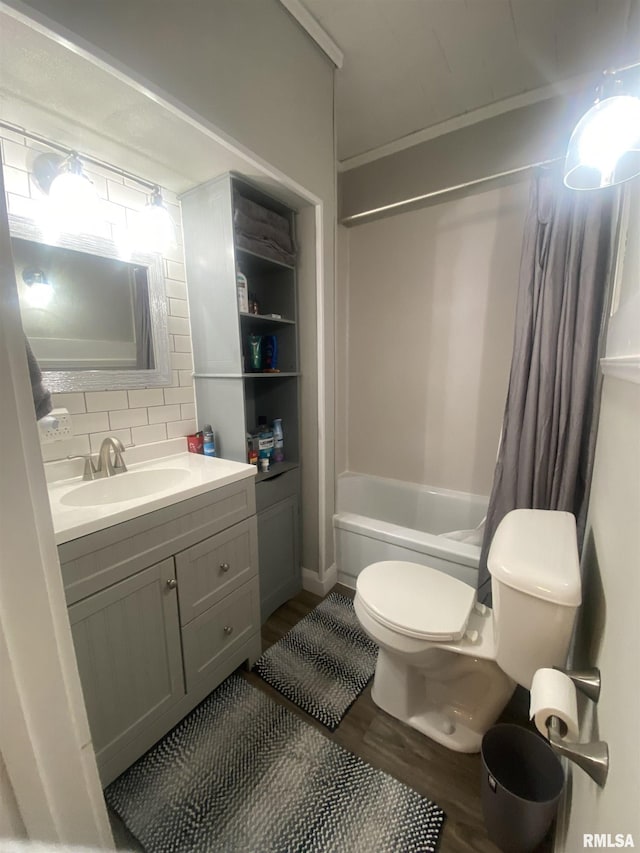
[{"xmin": 354, "ymin": 509, "xmax": 582, "ymax": 753}]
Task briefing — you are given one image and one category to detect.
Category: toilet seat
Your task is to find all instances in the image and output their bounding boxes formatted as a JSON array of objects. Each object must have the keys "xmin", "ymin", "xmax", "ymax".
[{"xmin": 356, "ymin": 560, "xmax": 477, "ymax": 642}]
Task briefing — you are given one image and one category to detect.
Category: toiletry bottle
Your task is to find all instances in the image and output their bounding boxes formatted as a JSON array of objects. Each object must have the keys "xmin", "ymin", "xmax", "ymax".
[
  {"xmin": 203, "ymin": 425, "xmax": 216, "ymax": 457},
  {"xmin": 248, "ymin": 335, "xmax": 262, "ymax": 371},
  {"xmin": 236, "ymin": 270, "xmax": 249, "ymax": 313},
  {"xmin": 272, "ymin": 418, "xmax": 284, "ymax": 463},
  {"xmin": 262, "ymin": 335, "xmax": 278, "ymax": 371},
  {"xmin": 247, "ymin": 432, "xmax": 258, "ymax": 466},
  {"xmin": 257, "ymin": 416, "xmax": 274, "ymax": 466}
]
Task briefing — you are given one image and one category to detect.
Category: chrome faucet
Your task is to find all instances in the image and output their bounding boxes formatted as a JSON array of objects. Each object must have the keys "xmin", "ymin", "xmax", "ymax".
[
  {"xmin": 68, "ymin": 437, "xmax": 128, "ymax": 481},
  {"xmin": 98, "ymin": 436, "xmax": 127, "ymax": 477}
]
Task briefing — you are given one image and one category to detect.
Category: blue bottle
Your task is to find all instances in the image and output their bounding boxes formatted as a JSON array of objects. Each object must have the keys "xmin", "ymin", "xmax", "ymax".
[{"xmin": 203, "ymin": 425, "xmax": 216, "ymax": 457}]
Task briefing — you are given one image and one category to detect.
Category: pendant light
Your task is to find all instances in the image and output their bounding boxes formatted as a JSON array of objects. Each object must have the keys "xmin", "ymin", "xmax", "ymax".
[
  {"xmin": 564, "ymin": 62, "xmax": 640, "ymax": 190},
  {"xmin": 135, "ymin": 185, "xmax": 177, "ymax": 254},
  {"xmin": 22, "ymin": 267, "xmax": 54, "ymax": 308},
  {"xmin": 48, "ymin": 151, "xmax": 99, "ymax": 220}
]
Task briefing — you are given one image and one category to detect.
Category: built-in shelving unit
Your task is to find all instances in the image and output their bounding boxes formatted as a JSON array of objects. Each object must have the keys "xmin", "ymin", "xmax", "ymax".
[{"xmin": 181, "ymin": 174, "xmax": 302, "ymax": 620}]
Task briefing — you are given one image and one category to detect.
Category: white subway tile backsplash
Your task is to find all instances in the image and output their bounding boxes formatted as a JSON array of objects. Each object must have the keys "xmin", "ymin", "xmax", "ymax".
[
  {"xmin": 51, "ymin": 392, "xmax": 86, "ymax": 414},
  {"xmin": 7, "ymin": 192, "xmax": 37, "ymax": 219},
  {"xmin": 170, "ymin": 352, "xmax": 193, "ymax": 371},
  {"xmin": 167, "ymin": 316, "xmax": 190, "ymax": 336},
  {"xmin": 41, "ymin": 434, "xmax": 90, "ymax": 463},
  {"xmin": 167, "ymin": 419, "xmax": 197, "ymax": 439},
  {"xmin": 1, "ymin": 138, "xmax": 29, "ymax": 169},
  {"xmin": 174, "ymin": 335, "xmax": 192, "ymax": 353},
  {"xmin": 72, "ymin": 411, "xmax": 110, "ymax": 435},
  {"xmin": 109, "ymin": 408, "xmax": 148, "ymax": 430},
  {"xmin": 3, "ymin": 165, "xmax": 29, "ymax": 196},
  {"xmin": 148, "ymin": 404, "xmax": 181, "ymax": 424},
  {"xmin": 89, "ymin": 428, "xmax": 133, "ymax": 452},
  {"xmin": 3, "ymin": 130, "xmax": 197, "ymax": 467},
  {"xmin": 168, "ymin": 298, "xmax": 189, "ymax": 318},
  {"xmin": 106, "ymin": 179, "xmax": 147, "ymax": 210},
  {"xmin": 99, "ymin": 198, "xmax": 127, "ymax": 226},
  {"xmin": 165, "ymin": 260, "xmax": 185, "ymax": 281},
  {"xmin": 164, "ymin": 386, "xmax": 194, "ymax": 405},
  {"xmin": 165, "ymin": 280, "xmax": 187, "ymax": 300},
  {"xmin": 85, "ymin": 390, "xmax": 129, "ymax": 412},
  {"xmin": 131, "ymin": 423, "xmax": 168, "ymax": 445},
  {"xmin": 181, "ymin": 402, "xmax": 196, "ymax": 421},
  {"xmin": 128, "ymin": 388, "xmax": 165, "ymax": 408}
]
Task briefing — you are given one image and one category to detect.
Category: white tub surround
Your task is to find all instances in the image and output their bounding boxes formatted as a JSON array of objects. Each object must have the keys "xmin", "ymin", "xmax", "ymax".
[
  {"xmin": 46, "ymin": 437, "xmax": 255, "ymax": 544},
  {"xmin": 334, "ymin": 473, "xmax": 487, "ymax": 588}
]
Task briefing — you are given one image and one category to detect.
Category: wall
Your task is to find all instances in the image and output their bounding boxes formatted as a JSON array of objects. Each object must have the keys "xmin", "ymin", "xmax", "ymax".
[
  {"xmin": 0, "ymin": 168, "xmax": 112, "ymax": 847},
  {"xmin": 559, "ymin": 183, "xmax": 640, "ymax": 849},
  {"xmin": 340, "ymin": 96, "xmax": 582, "ymax": 223},
  {"xmin": 11, "ymin": 0, "xmax": 337, "ymax": 573},
  {"xmin": 561, "ymin": 376, "xmax": 640, "ymax": 847},
  {"xmin": 342, "ymin": 178, "xmax": 528, "ymax": 495},
  {"xmin": 1, "ymin": 128, "xmax": 197, "ymax": 463}
]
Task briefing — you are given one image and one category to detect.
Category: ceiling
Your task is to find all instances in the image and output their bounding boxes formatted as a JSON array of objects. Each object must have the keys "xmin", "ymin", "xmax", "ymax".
[
  {"xmin": 0, "ymin": 11, "xmax": 303, "ymax": 206},
  {"xmin": 300, "ymin": 0, "xmax": 639, "ymax": 164}
]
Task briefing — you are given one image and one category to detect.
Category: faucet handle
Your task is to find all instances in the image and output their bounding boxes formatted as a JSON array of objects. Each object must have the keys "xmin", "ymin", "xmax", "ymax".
[{"xmin": 67, "ymin": 454, "xmax": 98, "ymax": 481}]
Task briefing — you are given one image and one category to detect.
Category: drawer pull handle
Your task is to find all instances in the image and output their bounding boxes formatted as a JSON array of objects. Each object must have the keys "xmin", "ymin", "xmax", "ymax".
[
  {"xmin": 166, "ymin": 578, "xmax": 177, "ymax": 590},
  {"xmin": 220, "ymin": 562, "xmax": 230, "ymax": 573},
  {"xmin": 223, "ymin": 625, "xmax": 234, "ymax": 636}
]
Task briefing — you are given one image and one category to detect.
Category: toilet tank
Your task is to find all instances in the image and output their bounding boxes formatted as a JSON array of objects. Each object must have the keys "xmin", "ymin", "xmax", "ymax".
[{"xmin": 488, "ymin": 509, "xmax": 581, "ymax": 689}]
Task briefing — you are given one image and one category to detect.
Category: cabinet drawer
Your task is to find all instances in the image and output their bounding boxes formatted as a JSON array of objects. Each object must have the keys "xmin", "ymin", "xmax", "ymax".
[
  {"xmin": 255, "ymin": 468, "xmax": 298, "ymax": 513},
  {"xmin": 175, "ymin": 517, "xmax": 258, "ymax": 626},
  {"xmin": 181, "ymin": 578, "xmax": 260, "ymax": 692},
  {"xmin": 60, "ymin": 477, "xmax": 256, "ymax": 605}
]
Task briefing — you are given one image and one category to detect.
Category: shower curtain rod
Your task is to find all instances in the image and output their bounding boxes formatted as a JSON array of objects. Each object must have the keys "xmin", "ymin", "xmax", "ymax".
[{"xmin": 341, "ymin": 156, "xmax": 563, "ymax": 225}]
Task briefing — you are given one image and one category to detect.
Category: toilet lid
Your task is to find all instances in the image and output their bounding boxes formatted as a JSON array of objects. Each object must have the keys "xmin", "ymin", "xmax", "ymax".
[{"xmin": 356, "ymin": 561, "xmax": 477, "ymax": 641}]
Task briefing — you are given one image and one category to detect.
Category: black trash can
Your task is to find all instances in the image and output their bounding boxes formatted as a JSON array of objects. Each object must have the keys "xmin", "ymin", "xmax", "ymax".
[{"xmin": 481, "ymin": 724, "xmax": 565, "ymax": 853}]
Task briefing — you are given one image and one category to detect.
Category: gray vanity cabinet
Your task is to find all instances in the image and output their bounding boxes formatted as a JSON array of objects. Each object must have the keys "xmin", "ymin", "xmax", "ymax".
[
  {"xmin": 256, "ymin": 469, "xmax": 300, "ymax": 620},
  {"xmin": 181, "ymin": 174, "xmax": 302, "ymax": 623},
  {"xmin": 59, "ymin": 478, "xmax": 262, "ymax": 786},
  {"xmin": 68, "ymin": 557, "xmax": 184, "ymax": 770}
]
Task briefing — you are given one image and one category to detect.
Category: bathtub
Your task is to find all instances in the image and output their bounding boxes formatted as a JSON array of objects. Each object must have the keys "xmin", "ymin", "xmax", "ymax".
[{"xmin": 334, "ymin": 473, "xmax": 488, "ymax": 589}]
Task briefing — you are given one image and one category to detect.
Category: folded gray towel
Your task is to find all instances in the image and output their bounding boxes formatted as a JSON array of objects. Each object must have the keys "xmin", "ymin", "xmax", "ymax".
[{"xmin": 25, "ymin": 335, "xmax": 53, "ymax": 420}]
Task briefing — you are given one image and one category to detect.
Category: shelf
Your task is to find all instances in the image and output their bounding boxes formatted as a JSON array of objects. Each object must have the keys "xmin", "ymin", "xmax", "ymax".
[
  {"xmin": 235, "ymin": 245, "xmax": 295, "ymax": 272},
  {"xmin": 242, "ymin": 372, "xmax": 299, "ymax": 379},
  {"xmin": 255, "ymin": 461, "xmax": 299, "ymax": 483},
  {"xmin": 240, "ymin": 312, "xmax": 296, "ymax": 326}
]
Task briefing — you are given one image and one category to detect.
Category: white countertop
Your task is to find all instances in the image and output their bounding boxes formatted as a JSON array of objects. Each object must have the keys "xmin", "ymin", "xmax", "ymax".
[{"xmin": 47, "ymin": 441, "xmax": 256, "ymax": 545}]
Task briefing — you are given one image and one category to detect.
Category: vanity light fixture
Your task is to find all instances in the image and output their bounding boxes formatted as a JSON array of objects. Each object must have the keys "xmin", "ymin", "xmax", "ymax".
[
  {"xmin": 135, "ymin": 185, "xmax": 177, "ymax": 254},
  {"xmin": 22, "ymin": 266, "xmax": 54, "ymax": 308},
  {"xmin": 564, "ymin": 61, "xmax": 640, "ymax": 190},
  {"xmin": 2, "ymin": 122, "xmax": 176, "ymax": 255},
  {"xmin": 32, "ymin": 149, "xmax": 99, "ymax": 234}
]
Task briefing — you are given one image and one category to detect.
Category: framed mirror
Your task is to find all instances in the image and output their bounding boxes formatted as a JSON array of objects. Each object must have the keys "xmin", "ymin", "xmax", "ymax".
[{"xmin": 9, "ymin": 214, "xmax": 171, "ymax": 391}]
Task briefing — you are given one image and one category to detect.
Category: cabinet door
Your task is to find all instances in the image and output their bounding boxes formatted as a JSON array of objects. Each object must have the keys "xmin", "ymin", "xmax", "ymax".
[
  {"xmin": 68, "ymin": 558, "xmax": 184, "ymax": 771},
  {"xmin": 182, "ymin": 577, "xmax": 260, "ymax": 691},
  {"xmin": 175, "ymin": 517, "xmax": 258, "ymax": 626},
  {"xmin": 258, "ymin": 494, "xmax": 301, "ymax": 622}
]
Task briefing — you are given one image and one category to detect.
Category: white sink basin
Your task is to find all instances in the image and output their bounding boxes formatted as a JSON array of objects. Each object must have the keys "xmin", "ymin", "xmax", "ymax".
[{"xmin": 60, "ymin": 468, "xmax": 190, "ymax": 507}]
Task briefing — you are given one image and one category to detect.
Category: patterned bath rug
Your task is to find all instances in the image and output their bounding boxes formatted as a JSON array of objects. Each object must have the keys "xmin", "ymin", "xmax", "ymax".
[
  {"xmin": 105, "ymin": 674, "xmax": 445, "ymax": 853},
  {"xmin": 253, "ymin": 591, "xmax": 378, "ymax": 730}
]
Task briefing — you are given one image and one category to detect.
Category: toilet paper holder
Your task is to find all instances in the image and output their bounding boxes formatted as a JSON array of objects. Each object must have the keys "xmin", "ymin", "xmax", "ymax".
[{"xmin": 545, "ymin": 667, "xmax": 609, "ymax": 788}]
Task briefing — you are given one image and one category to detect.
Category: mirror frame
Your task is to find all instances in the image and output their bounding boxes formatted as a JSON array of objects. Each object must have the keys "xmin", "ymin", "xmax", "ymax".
[{"xmin": 9, "ymin": 214, "xmax": 171, "ymax": 392}]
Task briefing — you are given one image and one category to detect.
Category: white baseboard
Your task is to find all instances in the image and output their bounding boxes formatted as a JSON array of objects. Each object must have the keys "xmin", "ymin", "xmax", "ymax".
[{"xmin": 302, "ymin": 564, "xmax": 338, "ymax": 596}]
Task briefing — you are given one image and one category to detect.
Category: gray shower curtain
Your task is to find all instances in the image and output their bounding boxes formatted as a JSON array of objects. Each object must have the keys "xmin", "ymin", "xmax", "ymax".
[{"xmin": 477, "ymin": 169, "xmax": 619, "ymax": 605}]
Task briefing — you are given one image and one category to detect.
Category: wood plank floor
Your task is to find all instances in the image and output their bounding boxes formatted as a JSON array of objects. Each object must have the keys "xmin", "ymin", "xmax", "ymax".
[
  {"xmin": 244, "ymin": 584, "xmax": 554, "ymax": 853},
  {"xmin": 112, "ymin": 584, "xmax": 555, "ymax": 852}
]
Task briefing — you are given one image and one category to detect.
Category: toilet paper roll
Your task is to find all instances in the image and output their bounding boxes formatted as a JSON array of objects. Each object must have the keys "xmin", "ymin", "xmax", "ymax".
[{"xmin": 529, "ymin": 668, "xmax": 579, "ymax": 741}]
